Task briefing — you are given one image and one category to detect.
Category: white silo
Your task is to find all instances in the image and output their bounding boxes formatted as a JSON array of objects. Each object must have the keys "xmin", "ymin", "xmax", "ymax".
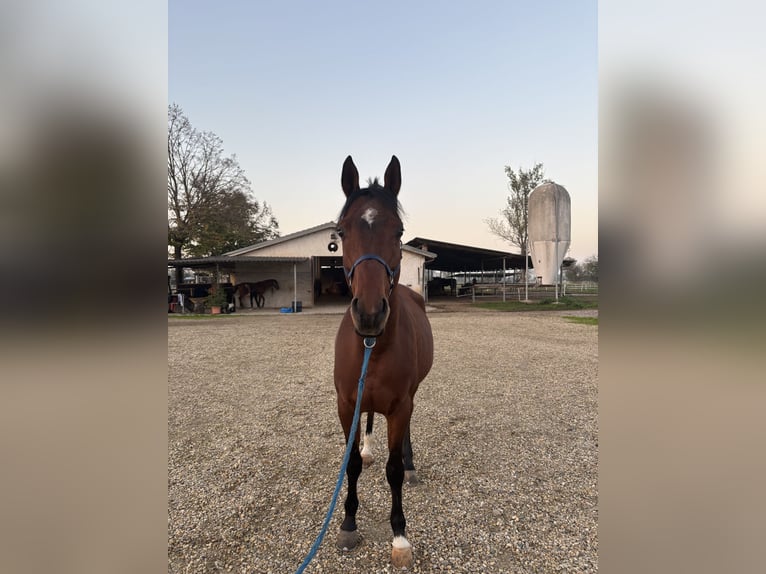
[{"xmin": 528, "ymin": 182, "xmax": 571, "ymax": 286}]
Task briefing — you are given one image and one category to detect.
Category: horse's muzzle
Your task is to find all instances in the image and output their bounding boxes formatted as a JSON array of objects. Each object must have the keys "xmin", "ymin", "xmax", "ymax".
[{"xmin": 350, "ymin": 296, "xmax": 390, "ymax": 337}]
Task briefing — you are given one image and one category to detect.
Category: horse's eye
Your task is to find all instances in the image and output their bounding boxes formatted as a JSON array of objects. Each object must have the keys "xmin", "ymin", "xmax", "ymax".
[{"xmin": 396, "ymin": 228, "xmax": 404, "ymax": 238}]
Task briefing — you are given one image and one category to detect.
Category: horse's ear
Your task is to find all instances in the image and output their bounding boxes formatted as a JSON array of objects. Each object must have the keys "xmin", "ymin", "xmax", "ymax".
[
  {"xmin": 383, "ymin": 155, "xmax": 401, "ymax": 196},
  {"xmin": 341, "ymin": 156, "xmax": 360, "ymax": 197}
]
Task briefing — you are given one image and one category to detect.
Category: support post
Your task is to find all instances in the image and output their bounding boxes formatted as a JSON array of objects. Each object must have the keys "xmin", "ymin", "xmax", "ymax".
[
  {"xmin": 554, "ymin": 193, "xmax": 559, "ymax": 302},
  {"xmin": 502, "ymin": 257, "xmax": 506, "ymax": 302},
  {"xmin": 524, "ymin": 241, "xmax": 529, "ymax": 302},
  {"xmin": 554, "ymin": 239, "xmax": 559, "ymax": 302}
]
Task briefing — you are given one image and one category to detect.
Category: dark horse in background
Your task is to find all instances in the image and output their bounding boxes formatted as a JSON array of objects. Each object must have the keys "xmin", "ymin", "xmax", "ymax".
[
  {"xmin": 427, "ymin": 276, "xmax": 457, "ymax": 296},
  {"xmin": 233, "ymin": 279, "xmax": 280, "ymax": 308},
  {"xmin": 334, "ymin": 156, "xmax": 433, "ymax": 568}
]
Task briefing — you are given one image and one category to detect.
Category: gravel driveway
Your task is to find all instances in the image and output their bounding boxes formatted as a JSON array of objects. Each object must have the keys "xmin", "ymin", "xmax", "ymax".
[{"xmin": 168, "ymin": 309, "xmax": 598, "ymax": 573}]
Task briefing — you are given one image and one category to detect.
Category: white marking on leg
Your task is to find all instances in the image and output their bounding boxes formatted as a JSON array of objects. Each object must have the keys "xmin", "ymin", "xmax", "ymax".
[
  {"xmin": 361, "ymin": 207, "xmax": 377, "ymax": 227},
  {"xmin": 392, "ymin": 535, "xmax": 411, "ymax": 549},
  {"xmin": 361, "ymin": 431, "xmax": 374, "ymax": 459}
]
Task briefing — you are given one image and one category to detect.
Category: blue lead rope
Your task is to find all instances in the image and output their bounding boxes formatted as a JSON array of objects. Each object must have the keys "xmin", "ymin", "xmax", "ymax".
[{"xmin": 294, "ymin": 336, "xmax": 376, "ymax": 574}]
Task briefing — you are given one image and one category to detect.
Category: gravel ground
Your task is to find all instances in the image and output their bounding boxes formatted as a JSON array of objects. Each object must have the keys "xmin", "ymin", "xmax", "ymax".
[{"xmin": 168, "ymin": 308, "xmax": 598, "ymax": 573}]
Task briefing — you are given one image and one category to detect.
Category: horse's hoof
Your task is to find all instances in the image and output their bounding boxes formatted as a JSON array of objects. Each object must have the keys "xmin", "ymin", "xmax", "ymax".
[
  {"xmin": 391, "ymin": 537, "xmax": 413, "ymax": 569},
  {"xmin": 336, "ymin": 529, "xmax": 361, "ymax": 551},
  {"xmin": 404, "ymin": 470, "xmax": 419, "ymax": 485},
  {"xmin": 361, "ymin": 453, "xmax": 374, "ymax": 467}
]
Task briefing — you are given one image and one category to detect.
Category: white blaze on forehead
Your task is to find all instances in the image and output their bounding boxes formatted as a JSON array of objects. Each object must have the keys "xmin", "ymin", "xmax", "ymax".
[{"xmin": 361, "ymin": 207, "xmax": 378, "ymax": 227}]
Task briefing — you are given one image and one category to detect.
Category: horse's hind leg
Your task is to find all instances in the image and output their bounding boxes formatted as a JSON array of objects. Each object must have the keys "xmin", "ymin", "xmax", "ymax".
[
  {"xmin": 402, "ymin": 422, "xmax": 419, "ymax": 485},
  {"xmin": 336, "ymin": 406, "xmax": 363, "ymax": 551},
  {"xmin": 361, "ymin": 412, "xmax": 375, "ymax": 467}
]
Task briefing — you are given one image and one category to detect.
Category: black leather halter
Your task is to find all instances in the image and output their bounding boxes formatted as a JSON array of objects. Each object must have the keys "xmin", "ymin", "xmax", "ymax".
[{"xmin": 344, "ymin": 254, "xmax": 400, "ymax": 295}]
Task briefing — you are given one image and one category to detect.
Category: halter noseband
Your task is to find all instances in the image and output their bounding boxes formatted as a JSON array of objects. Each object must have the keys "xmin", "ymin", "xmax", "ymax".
[{"xmin": 344, "ymin": 254, "xmax": 400, "ymax": 295}]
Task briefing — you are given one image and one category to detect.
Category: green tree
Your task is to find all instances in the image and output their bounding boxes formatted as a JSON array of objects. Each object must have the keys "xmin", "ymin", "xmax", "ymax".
[
  {"xmin": 168, "ymin": 104, "xmax": 278, "ymax": 276},
  {"xmin": 565, "ymin": 259, "xmax": 583, "ymax": 282},
  {"xmin": 565, "ymin": 255, "xmax": 598, "ymax": 283},
  {"xmin": 485, "ymin": 163, "xmax": 546, "ymax": 278},
  {"xmin": 581, "ymin": 255, "xmax": 598, "ymax": 282}
]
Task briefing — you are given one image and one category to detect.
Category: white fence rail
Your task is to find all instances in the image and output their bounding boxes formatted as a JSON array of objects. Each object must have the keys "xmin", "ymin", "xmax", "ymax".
[{"xmin": 451, "ymin": 282, "xmax": 598, "ymax": 301}]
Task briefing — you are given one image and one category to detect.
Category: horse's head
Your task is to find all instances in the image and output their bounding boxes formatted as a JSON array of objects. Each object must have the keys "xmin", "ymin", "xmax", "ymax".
[{"xmin": 338, "ymin": 155, "xmax": 404, "ymax": 337}]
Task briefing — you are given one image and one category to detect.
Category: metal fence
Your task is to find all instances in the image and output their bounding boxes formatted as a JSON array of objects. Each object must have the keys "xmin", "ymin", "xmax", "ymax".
[{"xmin": 452, "ymin": 281, "xmax": 598, "ymax": 301}]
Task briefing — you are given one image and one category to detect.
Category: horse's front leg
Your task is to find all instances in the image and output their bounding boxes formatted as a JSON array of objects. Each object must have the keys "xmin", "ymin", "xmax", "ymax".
[
  {"xmin": 386, "ymin": 407, "xmax": 414, "ymax": 569},
  {"xmin": 361, "ymin": 411, "xmax": 375, "ymax": 467},
  {"xmin": 402, "ymin": 421, "xmax": 418, "ymax": 485},
  {"xmin": 336, "ymin": 404, "xmax": 363, "ymax": 551}
]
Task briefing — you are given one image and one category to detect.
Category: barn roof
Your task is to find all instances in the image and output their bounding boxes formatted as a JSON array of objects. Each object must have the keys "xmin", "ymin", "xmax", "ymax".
[
  {"xmin": 167, "ymin": 256, "xmax": 308, "ymax": 269},
  {"xmin": 223, "ymin": 222, "xmax": 337, "ymax": 256},
  {"xmin": 405, "ymin": 237, "xmax": 530, "ymax": 272}
]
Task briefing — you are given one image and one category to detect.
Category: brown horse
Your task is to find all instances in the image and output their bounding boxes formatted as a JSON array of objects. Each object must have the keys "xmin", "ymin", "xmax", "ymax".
[
  {"xmin": 333, "ymin": 156, "xmax": 433, "ymax": 568},
  {"xmin": 233, "ymin": 283, "xmax": 252, "ymax": 308},
  {"xmin": 233, "ymin": 279, "xmax": 280, "ymax": 308},
  {"xmin": 250, "ymin": 278, "xmax": 279, "ymax": 308}
]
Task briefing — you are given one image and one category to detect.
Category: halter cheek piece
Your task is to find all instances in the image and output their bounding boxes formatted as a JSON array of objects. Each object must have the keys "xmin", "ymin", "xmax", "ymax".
[{"xmin": 344, "ymin": 254, "xmax": 400, "ymax": 295}]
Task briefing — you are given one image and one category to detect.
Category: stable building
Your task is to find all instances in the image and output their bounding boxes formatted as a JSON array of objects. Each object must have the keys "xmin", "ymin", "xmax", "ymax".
[
  {"xmin": 168, "ymin": 224, "xmax": 562, "ymax": 310},
  {"xmin": 213, "ymin": 222, "xmax": 436, "ymax": 309}
]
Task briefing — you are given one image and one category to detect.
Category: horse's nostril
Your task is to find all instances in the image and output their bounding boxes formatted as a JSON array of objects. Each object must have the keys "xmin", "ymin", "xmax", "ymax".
[{"xmin": 351, "ymin": 297, "xmax": 389, "ymax": 326}]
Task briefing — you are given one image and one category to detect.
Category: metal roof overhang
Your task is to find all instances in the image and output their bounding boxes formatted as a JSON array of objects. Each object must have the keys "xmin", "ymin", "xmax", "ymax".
[
  {"xmin": 167, "ymin": 256, "xmax": 309, "ymax": 269},
  {"xmin": 405, "ymin": 237, "xmax": 530, "ymax": 272}
]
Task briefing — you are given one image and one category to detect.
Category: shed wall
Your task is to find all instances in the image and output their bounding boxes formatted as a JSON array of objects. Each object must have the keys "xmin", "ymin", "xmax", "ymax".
[{"xmin": 232, "ymin": 261, "xmax": 314, "ymax": 309}]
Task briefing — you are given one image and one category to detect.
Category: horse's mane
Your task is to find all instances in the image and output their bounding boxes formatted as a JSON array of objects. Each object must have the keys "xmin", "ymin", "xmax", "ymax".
[{"xmin": 338, "ymin": 179, "xmax": 404, "ymax": 221}]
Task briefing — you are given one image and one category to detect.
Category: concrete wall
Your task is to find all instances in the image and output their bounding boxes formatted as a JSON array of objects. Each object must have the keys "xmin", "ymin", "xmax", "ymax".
[{"xmin": 400, "ymin": 249, "xmax": 426, "ymax": 296}]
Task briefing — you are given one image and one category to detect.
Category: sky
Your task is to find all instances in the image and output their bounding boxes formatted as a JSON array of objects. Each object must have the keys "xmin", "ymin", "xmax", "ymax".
[{"xmin": 169, "ymin": 1, "xmax": 597, "ymax": 261}]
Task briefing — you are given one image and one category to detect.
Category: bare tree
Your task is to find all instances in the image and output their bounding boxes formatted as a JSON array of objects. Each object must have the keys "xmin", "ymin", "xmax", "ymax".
[
  {"xmin": 168, "ymin": 104, "xmax": 278, "ymax": 282},
  {"xmin": 486, "ymin": 163, "xmax": 546, "ymax": 253},
  {"xmin": 485, "ymin": 163, "xmax": 546, "ymax": 278}
]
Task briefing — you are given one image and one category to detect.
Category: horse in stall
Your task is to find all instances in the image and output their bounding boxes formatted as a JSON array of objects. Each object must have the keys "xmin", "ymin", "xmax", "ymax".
[
  {"xmin": 233, "ymin": 279, "xmax": 280, "ymax": 308},
  {"xmin": 233, "ymin": 283, "xmax": 253, "ymax": 309},
  {"xmin": 427, "ymin": 276, "xmax": 457, "ymax": 296},
  {"xmin": 249, "ymin": 279, "xmax": 279, "ymax": 308},
  {"xmin": 333, "ymin": 155, "xmax": 433, "ymax": 568}
]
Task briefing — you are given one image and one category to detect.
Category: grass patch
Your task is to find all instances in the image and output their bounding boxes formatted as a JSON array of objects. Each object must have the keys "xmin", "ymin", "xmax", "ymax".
[
  {"xmin": 474, "ymin": 297, "xmax": 598, "ymax": 313},
  {"xmin": 563, "ymin": 315, "xmax": 598, "ymax": 326}
]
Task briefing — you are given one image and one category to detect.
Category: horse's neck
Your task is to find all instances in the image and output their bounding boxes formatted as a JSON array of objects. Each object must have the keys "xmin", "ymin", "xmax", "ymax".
[{"xmin": 388, "ymin": 286, "xmax": 416, "ymax": 324}]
